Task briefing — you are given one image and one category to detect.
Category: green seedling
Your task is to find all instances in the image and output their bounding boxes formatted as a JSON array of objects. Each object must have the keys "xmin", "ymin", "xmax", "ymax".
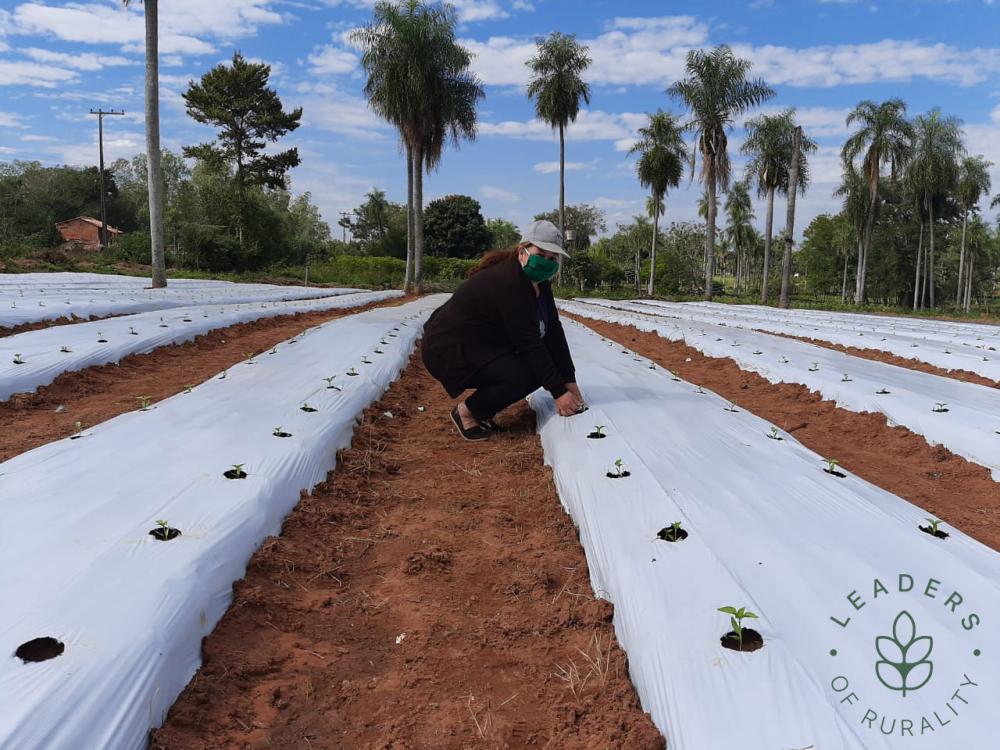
[
  {"xmin": 724, "ymin": 402, "xmax": 738, "ymax": 413},
  {"xmin": 323, "ymin": 376, "xmax": 341, "ymax": 390},
  {"xmin": 779, "ymin": 356, "xmax": 789, "ymax": 364},
  {"xmin": 159, "ymin": 317, "xmax": 168, "ymax": 328},
  {"xmin": 219, "ymin": 369, "xmax": 227, "ymax": 380},
  {"xmin": 842, "ymin": 373, "xmax": 853, "ymax": 382},
  {"xmin": 824, "ymin": 458, "xmax": 843, "ymax": 477},
  {"xmin": 225, "ymin": 463, "xmax": 247, "ymax": 479},
  {"xmin": 876, "ymin": 388, "xmax": 891, "ymax": 395},
  {"xmin": 606, "ymin": 458, "xmax": 630, "ymax": 479},
  {"xmin": 60, "ymin": 345, "xmax": 71, "ymax": 353},
  {"xmin": 156, "ymin": 519, "xmax": 170, "ymax": 533},
  {"xmin": 97, "ymin": 332, "xmax": 107, "ymax": 342},
  {"xmin": 12, "ymin": 353, "xmax": 24, "ymax": 364},
  {"xmin": 767, "ymin": 426, "xmax": 783, "ymax": 441},
  {"xmin": 361, "ymin": 356, "xmax": 372, "ymax": 364},
  {"xmin": 657, "ymin": 522, "xmax": 687, "ymax": 542},
  {"xmin": 588, "ymin": 425, "xmax": 606, "ymax": 439},
  {"xmin": 933, "ymin": 403, "xmax": 949, "ymax": 413},
  {"xmin": 136, "ymin": 395, "xmax": 152, "ymax": 411},
  {"xmin": 273, "ymin": 427, "xmax": 292, "ymax": 438},
  {"xmin": 696, "ymin": 385, "xmax": 706, "ymax": 394},
  {"xmin": 718, "ymin": 605, "xmax": 759, "ymax": 650},
  {"xmin": 301, "ymin": 402, "xmax": 317, "ymax": 412},
  {"xmin": 670, "ymin": 370, "xmax": 681, "ymax": 382},
  {"xmin": 245, "ymin": 352, "xmax": 256, "ymax": 364},
  {"xmin": 184, "ymin": 384, "xmax": 193, "ymax": 393},
  {"xmin": 809, "ymin": 362, "xmax": 819, "ymax": 372},
  {"xmin": 347, "ymin": 367, "xmax": 359, "ymax": 377},
  {"xmin": 70, "ymin": 420, "xmax": 85, "ymax": 440}
]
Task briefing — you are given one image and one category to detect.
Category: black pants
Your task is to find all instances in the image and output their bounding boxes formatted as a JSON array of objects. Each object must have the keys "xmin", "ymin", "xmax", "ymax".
[{"xmin": 464, "ymin": 353, "xmax": 540, "ymax": 422}]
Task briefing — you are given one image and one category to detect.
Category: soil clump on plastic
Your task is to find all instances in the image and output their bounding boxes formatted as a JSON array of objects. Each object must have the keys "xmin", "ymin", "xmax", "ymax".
[
  {"xmin": 150, "ymin": 349, "xmax": 663, "ymax": 750},
  {"xmin": 564, "ymin": 312, "xmax": 1000, "ymax": 554},
  {"xmin": 0, "ymin": 295, "xmax": 411, "ymax": 462}
]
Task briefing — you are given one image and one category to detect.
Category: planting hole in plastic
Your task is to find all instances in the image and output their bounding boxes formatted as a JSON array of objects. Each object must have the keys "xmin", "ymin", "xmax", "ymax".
[
  {"xmin": 720, "ymin": 629, "xmax": 764, "ymax": 652},
  {"xmin": 606, "ymin": 470, "xmax": 631, "ymax": 479},
  {"xmin": 587, "ymin": 431, "xmax": 606, "ymax": 440},
  {"xmin": 824, "ymin": 468, "xmax": 847, "ymax": 479},
  {"xmin": 657, "ymin": 526, "xmax": 688, "ymax": 542},
  {"xmin": 15, "ymin": 637, "xmax": 64, "ymax": 663},
  {"xmin": 224, "ymin": 468, "xmax": 248, "ymax": 480},
  {"xmin": 301, "ymin": 405, "xmax": 318, "ymax": 413},
  {"xmin": 273, "ymin": 430, "xmax": 292, "ymax": 438},
  {"xmin": 149, "ymin": 526, "xmax": 182, "ymax": 541},
  {"xmin": 919, "ymin": 524, "xmax": 949, "ymax": 540}
]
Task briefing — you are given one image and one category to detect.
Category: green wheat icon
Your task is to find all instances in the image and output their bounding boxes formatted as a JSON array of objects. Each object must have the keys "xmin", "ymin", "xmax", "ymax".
[{"xmin": 875, "ymin": 610, "xmax": 934, "ymax": 697}]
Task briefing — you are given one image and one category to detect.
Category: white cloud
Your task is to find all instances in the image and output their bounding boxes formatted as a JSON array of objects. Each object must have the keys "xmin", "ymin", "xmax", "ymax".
[
  {"xmin": 295, "ymin": 81, "xmax": 387, "ymax": 140},
  {"xmin": 20, "ymin": 133, "xmax": 55, "ymax": 141},
  {"xmin": 10, "ymin": 0, "xmax": 284, "ymax": 56},
  {"xmin": 480, "ymin": 109, "xmax": 646, "ymax": 143},
  {"xmin": 24, "ymin": 47, "xmax": 135, "ymax": 71},
  {"xmin": 318, "ymin": 0, "xmax": 514, "ymax": 23},
  {"xmin": 0, "ymin": 59, "xmax": 76, "ymax": 87},
  {"xmin": 0, "ymin": 111, "xmax": 27, "ymax": 128},
  {"xmin": 307, "ymin": 44, "xmax": 358, "ymax": 75},
  {"xmin": 48, "ymin": 132, "xmax": 146, "ymax": 166},
  {"xmin": 481, "ymin": 185, "xmax": 519, "ymax": 202},
  {"xmin": 533, "ymin": 161, "xmax": 594, "ymax": 174},
  {"xmin": 465, "ymin": 15, "xmax": 1000, "ymax": 89}
]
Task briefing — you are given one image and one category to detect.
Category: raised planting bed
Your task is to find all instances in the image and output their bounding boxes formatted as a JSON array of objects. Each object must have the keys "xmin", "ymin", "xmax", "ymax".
[
  {"xmin": 562, "ymin": 299, "xmax": 1000, "ymax": 482},
  {"xmin": 0, "ymin": 295, "xmax": 446, "ymax": 750},
  {"xmin": 0, "ymin": 290, "xmax": 400, "ymax": 402},
  {"xmin": 530, "ymin": 319, "xmax": 1000, "ymax": 748}
]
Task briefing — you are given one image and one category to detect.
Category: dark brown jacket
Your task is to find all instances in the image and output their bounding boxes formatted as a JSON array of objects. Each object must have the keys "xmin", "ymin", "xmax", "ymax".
[{"xmin": 421, "ymin": 255, "xmax": 576, "ymax": 399}]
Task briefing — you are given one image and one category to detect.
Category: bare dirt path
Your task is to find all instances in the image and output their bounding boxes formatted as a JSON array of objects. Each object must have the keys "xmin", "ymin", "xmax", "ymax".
[
  {"xmin": 150, "ymin": 350, "xmax": 662, "ymax": 750},
  {"xmin": 564, "ymin": 312, "xmax": 1000, "ymax": 554},
  {"xmin": 0, "ymin": 295, "xmax": 411, "ymax": 462}
]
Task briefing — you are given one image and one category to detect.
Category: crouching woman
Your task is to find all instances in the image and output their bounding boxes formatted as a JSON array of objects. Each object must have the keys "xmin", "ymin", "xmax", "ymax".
[{"xmin": 422, "ymin": 220, "xmax": 584, "ymax": 441}]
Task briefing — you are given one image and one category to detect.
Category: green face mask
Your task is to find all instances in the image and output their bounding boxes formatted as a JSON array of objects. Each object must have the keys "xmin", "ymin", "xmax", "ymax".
[{"xmin": 522, "ymin": 252, "xmax": 560, "ymax": 282}]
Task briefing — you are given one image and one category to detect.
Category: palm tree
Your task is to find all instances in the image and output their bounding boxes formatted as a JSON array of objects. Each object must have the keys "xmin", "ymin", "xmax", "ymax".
[
  {"xmin": 842, "ymin": 98, "xmax": 914, "ymax": 304},
  {"xmin": 742, "ymin": 110, "xmax": 817, "ymax": 305},
  {"xmin": 906, "ymin": 108, "xmax": 963, "ymax": 308},
  {"xmin": 954, "ymin": 155, "xmax": 992, "ymax": 305},
  {"xmin": 363, "ymin": 188, "xmax": 390, "ymax": 238},
  {"xmin": 527, "ymin": 32, "xmax": 591, "ymax": 282},
  {"xmin": 122, "ymin": 0, "xmax": 165, "ymax": 288},
  {"xmin": 833, "ymin": 166, "xmax": 869, "ymax": 304},
  {"xmin": 668, "ymin": 46, "xmax": 774, "ymax": 301},
  {"xmin": 628, "ymin": 110, "xmax": 686, "ymax": 296},
  {"xmin": 723, "ymin": 182, "xmax": 754, "ymax": 296},
  {"xmin": 354, "ymin": 1, "xmax": 483, "ymax": 293}
]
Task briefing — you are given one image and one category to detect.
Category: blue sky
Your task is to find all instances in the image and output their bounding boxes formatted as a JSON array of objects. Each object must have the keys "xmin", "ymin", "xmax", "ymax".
[{"xmin": 2, "ymin": 0, "xmax": 1000, "ymax": 241}]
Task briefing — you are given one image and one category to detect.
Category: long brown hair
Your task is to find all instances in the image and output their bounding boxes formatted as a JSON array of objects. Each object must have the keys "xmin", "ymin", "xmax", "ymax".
[{"xmin": 468, "ymin": 247, "xmax": 519, "ymax": 277}]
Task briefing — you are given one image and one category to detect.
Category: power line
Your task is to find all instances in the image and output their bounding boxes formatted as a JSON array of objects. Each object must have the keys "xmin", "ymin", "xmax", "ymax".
[{"xmin": 89, "ymin": 108, "xmax": 125, "ymax": 248}]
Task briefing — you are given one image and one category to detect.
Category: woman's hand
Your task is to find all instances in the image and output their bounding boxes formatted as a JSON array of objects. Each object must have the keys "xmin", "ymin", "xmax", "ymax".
[
  {"xmin": 565, "ymin": 382, "xmax": 583, "ymax": 401},
  {"xmin": 554, "ymin": 388, "xmax": 584, "ymax": 417}
]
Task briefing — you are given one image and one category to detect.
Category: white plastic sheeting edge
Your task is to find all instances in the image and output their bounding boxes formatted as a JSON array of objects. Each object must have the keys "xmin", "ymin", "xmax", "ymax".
[
  {"xmin": 0, "ymin": 272, "xmax": 363, "ymax": 328},
  {"xmin": 631, "ymin": 299, "xmax": 1000, "ymax": 383},
  {"xmin": 0, "ymin": 290, "xmax": 401, "ymax": 402},
  {"xmin": 531, "ymin": 319, "xmax": 1000, "ymax": 749},
  {"xmin": 0, "ymin": 295, "xmax": 446, "ymax": 750},
  {"xmin": 562, "ymin": 299, "xmax": 1000, "ymax": 480}
]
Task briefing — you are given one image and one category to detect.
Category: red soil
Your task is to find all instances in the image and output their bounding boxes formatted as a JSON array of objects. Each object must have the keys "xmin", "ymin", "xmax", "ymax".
[{"xmin": 150, "ymin": 352, "xmax": 663, "ymax": 749}]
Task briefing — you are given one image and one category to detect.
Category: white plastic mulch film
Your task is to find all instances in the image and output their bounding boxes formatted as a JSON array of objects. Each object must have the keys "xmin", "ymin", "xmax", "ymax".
[
  {"xmin": 0, "ymin": 272, "xmax": 362, "ymax": 328},
  {"xmin": 637, "ymin": 299, "xmax": 1000, "ymax": 383},
  {"xmin": 561, "ymin": 298, "xmax": 1000, "ymax": 480},
  {"xmin": 0, "ymin": 289, "xmax": 402, "ymax": 402},
  {"xmin": 531, "ymin": 319, "xmax": 1000, "ymax": 749},
  {"xmin": 0, "ymin": 295, "xmax": 446, "ymax": 750}
]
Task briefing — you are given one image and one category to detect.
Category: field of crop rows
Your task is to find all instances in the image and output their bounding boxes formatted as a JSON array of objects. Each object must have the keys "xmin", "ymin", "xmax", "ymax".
[{"xmin": 4, "ymin": 277, "xmax": 1000, "ymax": 750}]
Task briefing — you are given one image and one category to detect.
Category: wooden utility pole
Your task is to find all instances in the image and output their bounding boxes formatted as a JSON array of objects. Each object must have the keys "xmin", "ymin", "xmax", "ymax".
[{"xmin": 89, "ymin": 108, "xmax": 125, "ymax": 247}]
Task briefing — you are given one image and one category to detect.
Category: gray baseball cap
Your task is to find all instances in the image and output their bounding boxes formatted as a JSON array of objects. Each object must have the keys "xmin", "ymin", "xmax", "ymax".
[{"xmin": 519, "ymin": 219, "xmax": 570, "ymax": 257}]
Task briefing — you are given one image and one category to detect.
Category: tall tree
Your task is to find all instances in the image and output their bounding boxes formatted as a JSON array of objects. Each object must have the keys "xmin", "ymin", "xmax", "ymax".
[
  {"xmin": 954, "ymin": 155, "xmax": 991, "ymax": 305},
  {"xmin": 842, "ymin": 98, "xmax": 914, "ymax": 304},
  {"xmin": 628, "ymin": 110, "xmax": 686, "ymax": 296},
  {"xmin": 122, "ymin": 0, "xmax": 166, "ymax": 287},
  {"xmin": 833, "ymin": 165, "xmax": 869, "ymax": 304},
  {"xmin": 741, "ymin": 108, "xmax": 817, "ymax": 304},
  {"xmin": 526, "ymin": 31, "xmax": 592, "ymax": 280},
  {"xmin": 723, "ymin": 182, "xmax": 755, "ymax": 296},
  {"xmin": 906, "ymin": 108, "xmax": 963, "ymax": 308},
  {"xmin": 355, "ymin": 1, "xmax": 482, "ymax": 293},
  {"xmin": 668, "ymin": 45, "xmax": 774, "ymax": 301},
  {"xmin": 183, "ymin": 52, "xmax": 302, "ymax": 249}
]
